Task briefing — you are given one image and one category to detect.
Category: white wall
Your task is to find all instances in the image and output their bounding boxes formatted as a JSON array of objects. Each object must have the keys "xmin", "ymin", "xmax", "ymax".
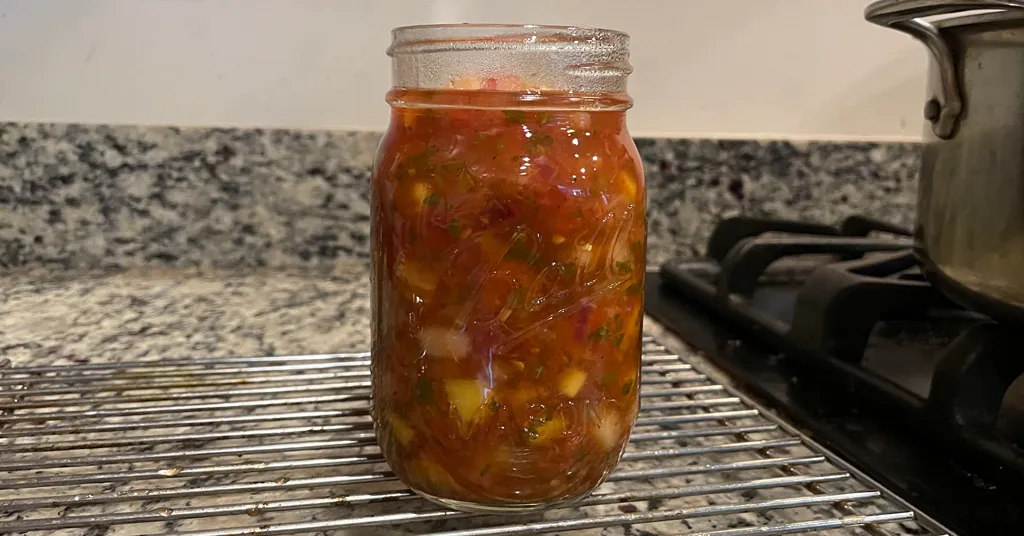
[{"xmin": 0, "ymin": 0, "xmax": 929, "ymax": 141}]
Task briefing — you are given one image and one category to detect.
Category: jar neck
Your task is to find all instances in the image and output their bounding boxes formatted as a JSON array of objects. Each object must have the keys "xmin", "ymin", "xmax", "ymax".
[
  {"xmin": 387, "ymin": 24, "xmax": 632, "ymax": 97},
  {"xmin": 386, "ymin": 88, "xmax": 632, "ymax": 112}
]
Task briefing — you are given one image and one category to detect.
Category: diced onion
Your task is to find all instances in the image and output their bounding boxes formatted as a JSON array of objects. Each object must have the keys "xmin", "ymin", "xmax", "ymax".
[
  {"xmin": 448, "ymin": 75, "xmax": 528, "ymax": 91},
  {"xmin": 575, "ymin": 243, "xmax": 595, "ymax": 272},
  {"xmin": 570, "ymin": 112, "xmax": 592, "ymax": 131},
  {"xmin": 611, "ymin": 231, "xmax": 634, "ymax": 274},
  {"xmin": 419, "ymin": 327, "xmax": 470, "ymax": 360},
  {"xmin": 592, "ymin": 407, "xmax": 623, "ymax": 450},
  {"xmin": 496, "ymin": 305, "xmax": 513, "ymax": 323}
]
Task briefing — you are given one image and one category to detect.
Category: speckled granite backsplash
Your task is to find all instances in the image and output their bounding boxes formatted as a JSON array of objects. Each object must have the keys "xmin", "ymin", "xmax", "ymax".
[{"xmin": 0, "ymin": 123, "xmax": 920, "ymax": 270}]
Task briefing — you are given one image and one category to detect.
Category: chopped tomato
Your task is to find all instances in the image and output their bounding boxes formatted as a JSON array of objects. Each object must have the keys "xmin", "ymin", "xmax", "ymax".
[{"xmin": 371, "ymin": 87, "xmax": 646, "ymax": 507}]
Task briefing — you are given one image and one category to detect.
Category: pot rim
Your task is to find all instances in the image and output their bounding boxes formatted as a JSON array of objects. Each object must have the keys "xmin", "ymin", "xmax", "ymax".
[{"xmin": 933, "ymin": 10, "xmax": 1024, "ymax": 31}]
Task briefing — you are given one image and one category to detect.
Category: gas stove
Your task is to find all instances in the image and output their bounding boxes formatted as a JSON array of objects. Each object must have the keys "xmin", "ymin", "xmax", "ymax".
[{"xmin": 645, "ymin": 215, "xmax": 1024, "ymax": 536}]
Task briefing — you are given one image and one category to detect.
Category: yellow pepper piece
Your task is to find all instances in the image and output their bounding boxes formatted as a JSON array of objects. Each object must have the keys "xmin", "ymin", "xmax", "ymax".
[
  {"xmin": 444, "ymin": 379, "xmax": 488, "ymax": 423},
  {"xmin": 560, "ymin": 368, "xmax": 587, "ymax": 397},
  {"xmin": 411, "ymin": 456, "xmax": 462, "ymax": 495},
  {"xmin": 621, "ymin": 305, "xmax": 643, "ymax": 353},
  {"xmin": 398, "ymin": 259, "xmax": 438, "ymax": 294},
  {"xmin": 533, "ymin": 416, "xmax": 565, "ymax": 444},
  {"xmin": 409, "ymin": 181, "xmax": 431, "ymax": 208},
  {"xmin": 402, "ymin": 110, "xmax": 417, "ymax": 127},
  {"xmin": 390, "ymin": 415, "xmax": 415, "ymax": 445},
  {"xmin": 616, "ymin": 170, "xmax": 637, "ymax": 201}
]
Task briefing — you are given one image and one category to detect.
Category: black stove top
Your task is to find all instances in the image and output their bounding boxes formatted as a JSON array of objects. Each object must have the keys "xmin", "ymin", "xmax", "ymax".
[{"xmin": 645, "ymin": 215, "xmax": 1024, "ymax": 536}]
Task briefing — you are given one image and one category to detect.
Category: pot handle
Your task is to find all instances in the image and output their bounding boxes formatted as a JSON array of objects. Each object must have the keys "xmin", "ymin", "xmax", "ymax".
[{"xmin": 865, "ymin": 0, "xmax": 1024, "ymax": 139}]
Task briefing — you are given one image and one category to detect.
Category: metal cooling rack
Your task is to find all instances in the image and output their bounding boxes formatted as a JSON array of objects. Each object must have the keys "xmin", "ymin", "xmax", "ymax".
[{"xmin": 0, "ymin": 336, "xmax": 952, "ymax": 536}]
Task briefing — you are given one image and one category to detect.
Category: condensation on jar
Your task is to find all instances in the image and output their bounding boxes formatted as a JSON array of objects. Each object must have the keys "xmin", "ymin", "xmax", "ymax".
[{"xmin": 370, "ymin": 23, "xmax": 647, "ymax": 513}]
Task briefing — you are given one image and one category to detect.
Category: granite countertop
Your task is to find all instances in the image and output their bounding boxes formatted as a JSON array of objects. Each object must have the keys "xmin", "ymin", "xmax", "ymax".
[
  {"xmin": 0, "ymin": 124, "xmax": 920, "ymax": 272},
  {"xmin": 0, "ymin": 263, "xmax": 373, "ymax": 367},
  {"xmin": 0, "ymin": 264, "xmax": 925, "ymax": 536}
]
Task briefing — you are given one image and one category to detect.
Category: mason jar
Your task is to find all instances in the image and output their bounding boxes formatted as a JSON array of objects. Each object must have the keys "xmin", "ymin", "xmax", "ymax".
[{"xmin": 370, "ymin": 23, "xmax": 646, "ymax": 512}]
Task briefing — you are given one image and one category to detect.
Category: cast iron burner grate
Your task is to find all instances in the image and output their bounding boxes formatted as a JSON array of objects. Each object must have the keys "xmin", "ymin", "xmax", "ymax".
[
  {"xmin": 646, "ymin": 215, "xmax": 1024, "ymax": 536},
  {"xmin": 0, "ymin": 337, "xmax": 946, "ymax": 535}
]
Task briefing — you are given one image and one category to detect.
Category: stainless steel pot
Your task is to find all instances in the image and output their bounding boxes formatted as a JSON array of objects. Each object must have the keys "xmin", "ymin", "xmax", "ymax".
[{"xmin": 866, "ymin": 0, "xmax": 1024, "ymax": 323}]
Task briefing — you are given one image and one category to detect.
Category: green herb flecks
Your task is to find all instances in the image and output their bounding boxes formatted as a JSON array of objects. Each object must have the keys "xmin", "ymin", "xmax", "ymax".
[
  {"xmin": 505, "ymin": 232, "xmax": 540, "ymax": 265},
  {"xmin": 415, "ymin": 378, "xmax": 433, "ymax": 405},
  {"xmin": 589, "ymin": 326, "xmax": 611, "ymax": 343},
  {"xmin": 439, "ymin": 161, "xmax": 463, "ymax": 174},
  {"xmin": 488, "ymin": 400, "xmax": 501, "ymax": 413},
  {"xmin": 611, "ymin": 314, "xmax": 624, "ymax": 333},
  {"xmin": 422, "ymin": 193, "xmax": 442, "ymax": 206},
  {"xmin": 506, "ymin": 287, "xmax": 526, "ymax": 309},
  {"xmin": 615, "ymin": 260, "xmax": 633, "ymax": 274},
  {"xmin": 612, "ymin": 333, "xmax": 625, "ymax": 348},
  {"xmin": 626, "ymin": 282, "xmax": 643, "ymax": 295},
  {"xmin": 439, "ymin": 161, "xmax": 475, "ymax": 191},
  {"xmin": 479, "ymin": 463, "xmax": 492, "ymax": 477},
  {"xmin": 446, "ymin": 219, "xmax": 463, "ymax": 238},
  {"xmin": 621, "ymin": 378, "xmax": 634, "ymax": 396},
  {"xmin": 400, "ymin": 145, "xmax": 439, "ymax": 180},
  {"xmin": 526, "ymin": 132, "xmax": 555, "ymax": 155},
  {"xmin": 455, "ymin": 166, "xmax": 475, "ymax": 190},
  {"xmin": 573, "ymin": 447, "xmax": 592, "ymax": 462},
  {"xmin": 543, "ymin": 406, "xmax": 554, "ymax": 422},
  {"xmin": 503, "ymin": 110, "xmax": 527, "ymax": 124},
  {"xmin": 533, "ymin": 364, "xmax": 545, "ymax": 379},
  {"xmin": 557, "ymin": 262, "xmax": 578, "ymax": 281}
]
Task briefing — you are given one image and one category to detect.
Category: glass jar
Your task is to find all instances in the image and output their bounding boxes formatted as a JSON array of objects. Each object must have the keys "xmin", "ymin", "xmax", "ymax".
[{"xmin": 370, "ymin": 24, "xmax": 646, "ymax": 512}]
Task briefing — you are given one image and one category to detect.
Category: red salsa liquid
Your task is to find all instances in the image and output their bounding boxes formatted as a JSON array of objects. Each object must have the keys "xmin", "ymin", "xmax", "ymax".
[{"xmin": 371, "ymin": 88, "xmax": 646, "ymax": 508}]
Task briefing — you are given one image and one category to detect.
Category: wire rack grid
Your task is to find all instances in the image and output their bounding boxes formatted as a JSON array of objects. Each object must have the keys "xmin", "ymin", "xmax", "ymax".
[{"xmin": 0, "ymin": 336, "xmax": 953, "ymax": 535}]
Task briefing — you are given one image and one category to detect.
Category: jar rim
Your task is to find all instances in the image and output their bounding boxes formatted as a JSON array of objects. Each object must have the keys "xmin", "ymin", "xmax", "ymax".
[
  {"xmin": 391, "ymin": 23, "xmax": 628, "ymax": 36},
  {"xmin": 388, "ymin": 24, "xmax": 630, "ymax": 57}
]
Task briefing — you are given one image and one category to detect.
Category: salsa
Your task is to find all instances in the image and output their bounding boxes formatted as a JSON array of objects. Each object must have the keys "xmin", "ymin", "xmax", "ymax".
[{"xmin": 371, "ymin": 81, "xmax": 646, "ymax": 509}]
